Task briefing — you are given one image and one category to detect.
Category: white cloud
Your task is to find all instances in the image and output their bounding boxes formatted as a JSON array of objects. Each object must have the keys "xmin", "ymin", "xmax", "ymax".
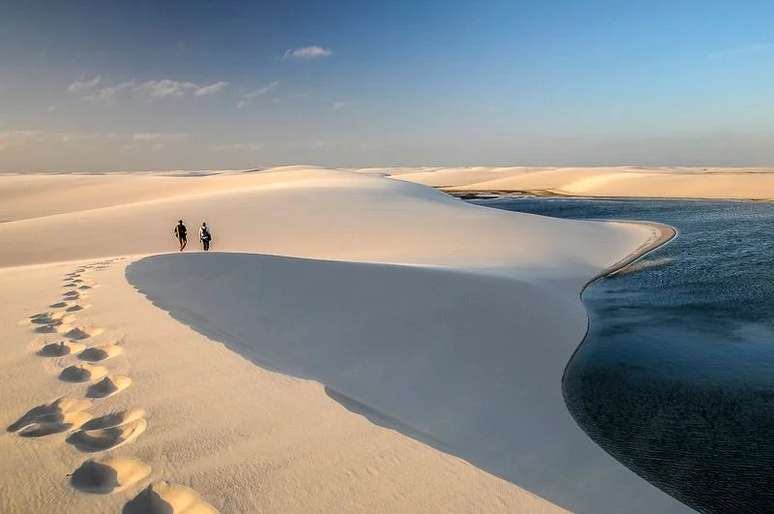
[
  {"xmin": 284, "ymin": 46, "xmax": 332, "ymax": 60},
  {"xmin": 132, "ymin": 132, "xmax": 189, "ymax": 142},
  {"xmin": 331, "ymin": 101, "xmax": 352, "ymax": 111},
  {"xmin": 83, "ymin": 78, "xmax": 231, "ymax": 101},
  {"xmin": 237, "ymin": 81, "xmax": 279, "ymax": 108},
  {"xmin": 194, "ymin": 81, "xmax": 229, "ymax": 96},
  {"xmin": 58, "ymin": 132, "xmax": 121, "ymax": 143},
  {"xmin": 210, "ymin": 142, "xmax": 262, "ymax": 152},
  {"xmin": 67, "ymin": 75, "xmax": 101, "ymax": 94},
  {"xmin": 88, "ymin": 80, "xmax": 136, "ymax": 101},
  {"xmin": 135, "ymin": 79, "xmax": 198, "ymax": 98}
]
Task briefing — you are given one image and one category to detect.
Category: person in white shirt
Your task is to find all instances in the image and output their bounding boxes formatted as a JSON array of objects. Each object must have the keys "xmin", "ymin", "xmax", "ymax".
[{"xmin": 199, "ymin": 222, "xmax": 212, "ymax": 251}]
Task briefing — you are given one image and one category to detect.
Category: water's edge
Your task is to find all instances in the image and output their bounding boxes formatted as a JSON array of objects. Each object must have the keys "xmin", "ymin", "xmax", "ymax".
[{"xmin": 560, "ymin": 220, "xmax": 680, "ymax": 499}]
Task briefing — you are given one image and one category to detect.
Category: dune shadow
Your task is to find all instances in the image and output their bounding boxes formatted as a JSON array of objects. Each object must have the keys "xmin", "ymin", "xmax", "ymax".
[{"xmin": 126, "ymin": 253, "xmax": 691, "ymax": 514}]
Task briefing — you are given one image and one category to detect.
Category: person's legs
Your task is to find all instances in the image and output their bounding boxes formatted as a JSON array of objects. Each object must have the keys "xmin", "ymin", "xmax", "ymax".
[
  {"xmin": 179, "ymin": 237, "xmax": 187, "ymax": 251},
  {"xmin": 203, "ymin": 240, "xmax": 209, "ymax": 251}
]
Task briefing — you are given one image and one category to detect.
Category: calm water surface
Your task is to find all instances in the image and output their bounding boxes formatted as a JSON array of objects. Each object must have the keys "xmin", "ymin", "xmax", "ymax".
[{"xmin": 472, "ymin": 196, "xmax": 774, "ymax": 514}]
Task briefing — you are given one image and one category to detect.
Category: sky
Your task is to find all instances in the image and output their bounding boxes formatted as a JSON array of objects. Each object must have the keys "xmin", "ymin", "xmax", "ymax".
[{"xmin": 3, "ymin": 0, "xmax": 774, "ymax": 171}]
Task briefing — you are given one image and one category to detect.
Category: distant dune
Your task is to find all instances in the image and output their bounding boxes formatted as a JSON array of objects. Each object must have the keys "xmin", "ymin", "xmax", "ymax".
[
  {"xmin": 368, "ymin": 166, "xmax": 774, "ymax": 200},
  {"xmin": 0, "ymin": 167, "xmax": 693, "ymax": 513}
]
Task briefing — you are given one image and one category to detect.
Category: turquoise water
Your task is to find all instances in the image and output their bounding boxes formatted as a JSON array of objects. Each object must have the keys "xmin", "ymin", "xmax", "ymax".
[{"xmin": 472, "ymin": 196, "xmax": 774, "ymax": 514}]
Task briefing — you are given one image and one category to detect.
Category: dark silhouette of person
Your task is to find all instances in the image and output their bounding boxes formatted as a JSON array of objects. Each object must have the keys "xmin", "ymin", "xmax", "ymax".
[
  {"xmin": 199, "ymin": 222, "xmax": 212, "ymax": 251},
  {"xmin": 174, "ymin": 220, "xmax": 187, "ymax": 251}
]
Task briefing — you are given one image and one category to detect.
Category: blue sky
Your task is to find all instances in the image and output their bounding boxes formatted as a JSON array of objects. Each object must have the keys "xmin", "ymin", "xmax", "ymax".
[{"xmin": 3, "ymin": 0, "xmax": 774, "ymax": 171}]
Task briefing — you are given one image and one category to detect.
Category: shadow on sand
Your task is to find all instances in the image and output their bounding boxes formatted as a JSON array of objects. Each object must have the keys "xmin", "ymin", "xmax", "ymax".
[{"xmin": 126, "ymin": 252, "xmax": 690, "ymax": 514}]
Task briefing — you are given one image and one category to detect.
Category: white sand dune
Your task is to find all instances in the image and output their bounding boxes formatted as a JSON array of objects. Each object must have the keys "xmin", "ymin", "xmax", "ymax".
[
  {"xmin": 380, "ymin": 165, "xmax": 774, "ymax": 200},
  {"xmin": 0, "ymin": 167, "xmax": 695, "ymax": 513}
]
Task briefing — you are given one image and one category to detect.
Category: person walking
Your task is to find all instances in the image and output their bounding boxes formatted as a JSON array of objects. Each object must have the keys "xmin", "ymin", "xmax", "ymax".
[
  {"xmin": 174, "ymin": 219, "xmax": 188, "ymax": 251},
  {"xmin": 199, "ymin": 222, "xmax": 212, "ymax": 251}
]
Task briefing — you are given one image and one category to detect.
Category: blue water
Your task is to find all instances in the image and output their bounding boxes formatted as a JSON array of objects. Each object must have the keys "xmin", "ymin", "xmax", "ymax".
[{"xmin": 471, "ymin": 196, "xmax": 774, "ymax": 514}]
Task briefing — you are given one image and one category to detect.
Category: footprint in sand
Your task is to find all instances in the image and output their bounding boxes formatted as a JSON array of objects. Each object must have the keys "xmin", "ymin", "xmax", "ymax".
[
  {"xmin": 78, "ymin": 343, "xmax": 123, "ymax": 362},
  {"xmin": 123, "ymin": 481, "xmax": 219, "ymax": 514},
  {"xmin": 63, "ymin": 290, "xmax": 82, "ymax": 300},
  {"xmin": 87, "ymin": 375, "xmax": 132, "ymax": 399},
  {"xmin": 60, "ymin": 363, "xmax": 109, "ymax": 383},
  {"xmin": 38, "ymin": 340, "xmax": 87, "ymax": 357},
  {"xmin": 70, "ymin": 456, "xmax": 151, "ymax": 494},
  {"xmin": 7, "ymin": 397, "xmax": 92, "ymax": 437},
  {"xmin": 50, "ymin": 301, "xmax": 70, "ymax": 309},
  {"xmin": 65, "ymin": 303, "xmax": 90, "ymax": 313},
  {"xmin": 58, "ymin": 326, "xmax": 104, "ymax": 340},
  {"xmin": 82, "ymin": 408, "xmax": 146, "ymax": 431},
  {"xmin": 67, "ymin": 417, "xmax": 147, "ymax": 452},
  {"xmin": 24, "ymin": 311, "xmax": 73, "ymax": 324}
]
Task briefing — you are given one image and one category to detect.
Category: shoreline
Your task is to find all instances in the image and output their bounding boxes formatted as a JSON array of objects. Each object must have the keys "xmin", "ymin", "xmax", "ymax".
[
  {"xmin": 566, "ymin": 218, "xmax": 677, "ymax": 374},
  {"xmin": 560, "ymin": 219, "xmax": 678, "ymax": 497},
  {"xmin": 446, "ymin": 189, "xmax": 774, "ymax": 203}
]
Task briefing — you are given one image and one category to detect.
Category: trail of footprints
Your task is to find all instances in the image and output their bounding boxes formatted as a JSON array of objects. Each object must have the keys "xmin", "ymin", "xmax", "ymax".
[{"xmin": 8, "ymin": 260, "xmax": 219, "ymax": 513}]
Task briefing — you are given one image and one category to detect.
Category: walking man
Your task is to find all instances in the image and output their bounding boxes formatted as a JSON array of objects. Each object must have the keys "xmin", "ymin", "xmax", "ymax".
[
  {"xmin": 174, "ymin": 219, "xmax": 188, "ymax": 251},
  {"xmin": 199, "ymin": 222, "xmax": 212, "ymax": 251}
]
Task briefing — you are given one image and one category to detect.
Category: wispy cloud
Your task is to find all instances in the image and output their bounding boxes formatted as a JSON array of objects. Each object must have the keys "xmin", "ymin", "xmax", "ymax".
[
  {"xmin": 82, "ymin": 78, "xmax": 230, "ymax": 101},
  {"xmin": 210, "ymin": 142, "xmax": 262, "ymax": 152},
  {"xmin": 0, "ymin": 130, "xmax": 45, "ymax": 152},
  {"xmin": 58, "ymin": 131, "xmax": 121, "ymax": 143},
  {"xmin": 708, "ymin": 43, "xmax": 774, "ymax": 60},
  {"xmin": 237, "ymin": 81, "xmax": 279, "ymax": 108},
  {"xmin": 193, "ymin": 81, "xmax": 229, "ymax": 96},
  {"xmin": 67, "ymin": 75, "xmax": 101, "ymax": 94},
  {"xmin": 88, "ymin": 80, "xmax": 136, "ymax": 101},
  {"xmin": 331, "ymin": 101, "xmax": 352, "ymax": 111},
  {"xmin": 284, "ymin": 46, "xmax": 332, "ymax": 60},
  {"xmin": 0, "ymin": 129, "xmax": 190, "ymax": 152},
  {"xmin": 132, "ymin": 132, "xmax": 189, "ymax": 142},
  {"xmin": 135, "ymin": 79, "xmax": 198, "ymax": 98}
]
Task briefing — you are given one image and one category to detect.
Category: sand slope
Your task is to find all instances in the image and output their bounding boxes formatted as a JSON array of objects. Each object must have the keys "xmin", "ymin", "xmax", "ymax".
[{"xmin": 0, "ymin": 167, "xmax": 693, "ymax": 513}]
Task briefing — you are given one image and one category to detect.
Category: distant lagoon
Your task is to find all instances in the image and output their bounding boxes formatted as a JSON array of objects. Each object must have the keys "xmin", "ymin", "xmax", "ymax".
[{"xmin": 472, "ymin": 196, "xmax": 774, "ymax": 513}]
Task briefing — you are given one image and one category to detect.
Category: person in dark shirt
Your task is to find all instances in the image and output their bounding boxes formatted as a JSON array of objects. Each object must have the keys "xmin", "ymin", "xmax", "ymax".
[{"xmin": 174, "ymin": 220, "xmax": 188, "ymax": 251}]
